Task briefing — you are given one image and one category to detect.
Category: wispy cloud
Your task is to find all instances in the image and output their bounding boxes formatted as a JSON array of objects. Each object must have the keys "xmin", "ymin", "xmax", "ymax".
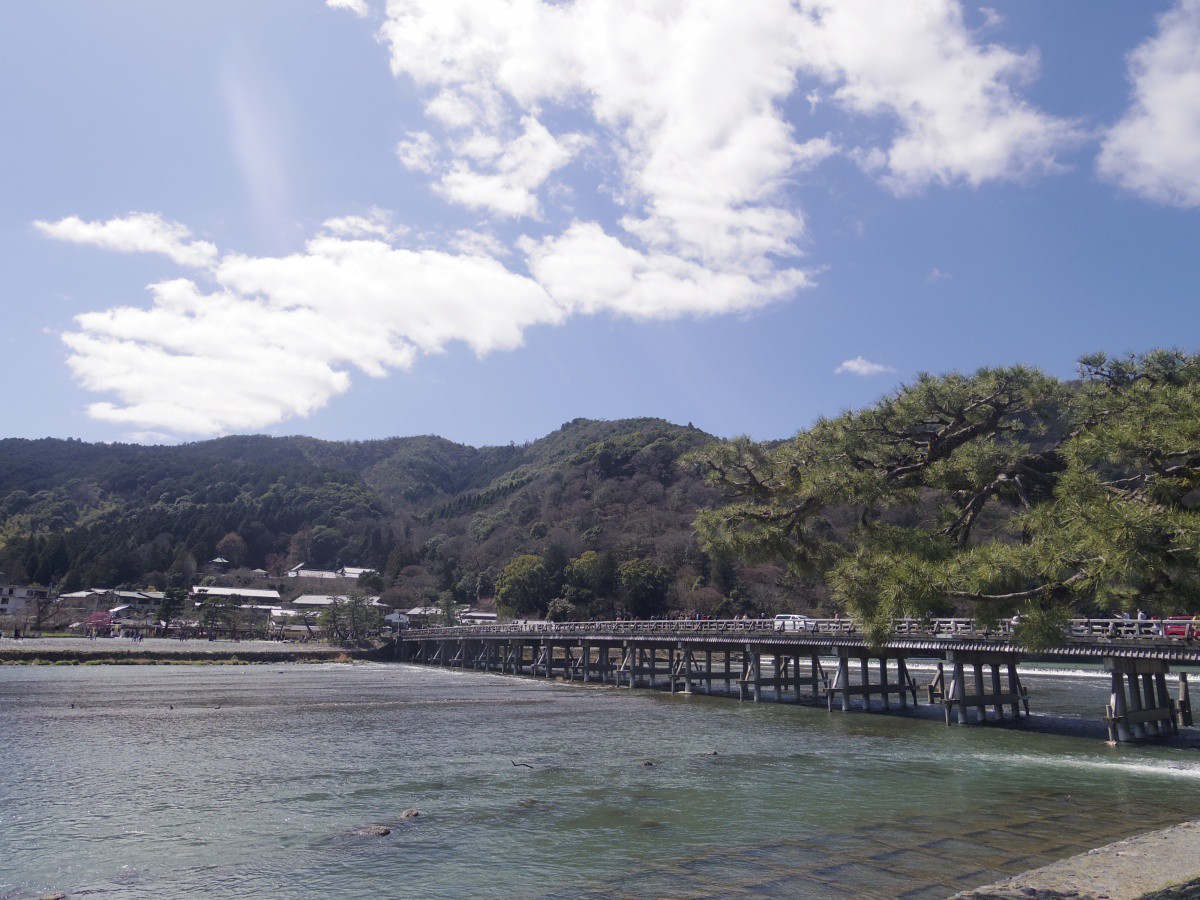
[
  {"xmin": 34, "ymin": 213, "xmax": 217, "ymax": 268},
  {"xmin": 326, "ymin": 0, "xmax": 369, "ymax": 17},
  {"xmin": 221, "ymin": 50, "xmax": 292, "ymax": 243},
  {"xmin": 320, "ymin": 208, "xmax": 407, "ymax": 242},
  {"xmin": 927, "ymin": 267, "xmax": 952, "ymax": 282},
  {"xmin": 836, "ymin": 356, "xmax": 895, "ymax": 377}
]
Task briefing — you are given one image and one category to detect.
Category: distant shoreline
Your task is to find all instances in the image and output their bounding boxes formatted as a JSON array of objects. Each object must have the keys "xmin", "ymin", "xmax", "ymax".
[{"xmin": 0, "ymin": 635, "xmax": 374, "ymax": 665}]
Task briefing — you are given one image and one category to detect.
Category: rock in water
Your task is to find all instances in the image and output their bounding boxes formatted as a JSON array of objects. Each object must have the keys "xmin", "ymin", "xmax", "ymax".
[
  {"xmin": 400, "ymin": 808, "xmax": 420, "ymax": 819},
  {"xmin": 356, "ymin": 825, "xmax": 391, "ymax": 837}
]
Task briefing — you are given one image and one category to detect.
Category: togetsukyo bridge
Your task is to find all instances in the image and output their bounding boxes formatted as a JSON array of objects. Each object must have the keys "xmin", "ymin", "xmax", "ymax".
[{"xmin": 395, "ymin": 618, "xmax": 1200, "ymax": 743}]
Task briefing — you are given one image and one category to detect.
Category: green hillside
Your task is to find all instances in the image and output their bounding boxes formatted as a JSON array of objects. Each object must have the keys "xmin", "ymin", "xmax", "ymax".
[{"xmin": 0, "ymin": 418, "xmax": 789, "ymax": 618}]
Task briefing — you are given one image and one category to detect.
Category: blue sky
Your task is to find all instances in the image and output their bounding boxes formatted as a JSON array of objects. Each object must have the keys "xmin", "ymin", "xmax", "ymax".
[{"xmin": 2, "ymin": 1, "xmax": 1198, "ymax": 447}]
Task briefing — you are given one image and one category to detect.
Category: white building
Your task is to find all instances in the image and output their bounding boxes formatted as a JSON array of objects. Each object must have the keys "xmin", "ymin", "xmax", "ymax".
[
  {"xmin": 286, "ymin": 563, "xmax": 376, "ymax": 580},
  {"xmin": 0, "ymin": 584, "xmax": 51, "ymax": 619},
  {"xmin": 459, "ymin": 610, "xmax": 497, "ymax": 625},
  {"xmin": 292, "ymin": 594, "xmax": 384, "ymax": 608},
  {"xmin": 190, "ymin": 586, "xmax": 282, "ymax": 602}
]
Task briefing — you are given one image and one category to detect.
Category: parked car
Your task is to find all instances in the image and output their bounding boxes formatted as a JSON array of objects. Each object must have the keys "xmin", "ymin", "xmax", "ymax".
[
  {"xmin": 1165, "ymin": 616, "xmax": 1199, "ymax": 638},
  {"xmin": 774, "ymin": 614, "xmax": 814, "ymax": 633}
]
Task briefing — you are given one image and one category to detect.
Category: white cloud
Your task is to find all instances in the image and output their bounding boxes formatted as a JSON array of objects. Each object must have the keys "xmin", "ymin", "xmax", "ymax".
[
  {"xmin": 379, "ymin": 0, "xmax": 824, "ymax": 315},
  {"xmin": 835, "ymin": 356, "xmax": 894, "ymax": 377},
  {"xmin": 792, "ymin": 0, "xmax": 1083, "ymax": 193},
  {"xmin": 379, "ymin": 0, "xmax": 1072, "ymax": 309},
  {"xmin": 927, "ymin": 267, "xmax": 952, "ymax": 282},
  {"xmin": 1097, "ymin": 0, "xmax": 1200, "ymax": 207},
  {"xmin": 45, "ymin": 1, "xmax": 1079, "ymax": 436},
  {"xmin": 321, "ymin": 208, "xmax": 406, "ymax": 241},
  {"xmin": 436, "ymin": 117, "xmax": 585, "ymax": 218},
  {"xmin": 523, "ymin": 222, "xmax": 811, "ymax": 320},
  {"xmin": 395, "ymin": 131, "xmax": 438, "ymax": 173},
  {"xmin": 451, "ymin": 229, "xmax": 508, "ymax": 258},
  {"xmin": 34, "ymin": 213, "xmax": 218, "ymax": 268},
  {"xmin": 326, "ymin": 0, "xmax": 368, "ymax": 16},
  {"xmin": 62, "ymin": 234, "xmax": 563, "ymax": 434}
]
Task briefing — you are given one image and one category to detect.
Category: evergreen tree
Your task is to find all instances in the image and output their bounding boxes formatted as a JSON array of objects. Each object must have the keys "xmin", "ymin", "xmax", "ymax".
[{"xmin": 694, "ymin": 351, "xmax": 1200, "ymax": 646}]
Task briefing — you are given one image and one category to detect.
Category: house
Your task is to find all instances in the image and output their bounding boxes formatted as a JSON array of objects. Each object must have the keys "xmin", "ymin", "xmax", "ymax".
[
  {"xmin": 0, "ymin": 584, "xmax": 51, "ymax": 619},
  {"xmin": 286, "ymin": 563, "xmax": 377, "ymax": 580},
  {"xmin": 291, "ymin": 594, "xmax": 385, "ymax": 609},
  {"xmin": 114, "ymin": 590, "xmax": 165, "ymax": 609},
  {"xmin": 190, "ymin": 586, "xmax": 282, "ymax": 602},
  {"xmin": 286, "ymin": 563, "xmax": 341, "ymax": 580},
  {"xmin": 459, "ymin": 610, "xmax": 498, "ymax": 625},
  {"xmin": 405, "ymin": 605, "xmax": 443, "ymax": 625},
  {"xmin": 59, "ymin": 588, "xmax": 162, "ymax": 615},
  {"xmin": 269, "ymin": 613, "xmax": 325, "ymax": 639}
]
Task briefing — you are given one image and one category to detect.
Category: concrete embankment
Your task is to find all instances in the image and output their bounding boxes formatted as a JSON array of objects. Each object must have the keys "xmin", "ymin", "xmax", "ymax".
[
  {"xmin": 954, "ymin": 820, "xmax": 1200, "ymax": 899},
  {"xmin": 0, "ymin": 636, "xmax": 370, "ymax": 664}
]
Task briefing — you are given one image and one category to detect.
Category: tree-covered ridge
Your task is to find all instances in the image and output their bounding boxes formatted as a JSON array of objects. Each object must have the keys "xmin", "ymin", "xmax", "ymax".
[
  {"xmin": 693, "ymin": 351, "xmax": 1200, "ymax": 646},
  {"xmin": 0, "ymin": 419, "xmax": 736, "ymax": 617}
]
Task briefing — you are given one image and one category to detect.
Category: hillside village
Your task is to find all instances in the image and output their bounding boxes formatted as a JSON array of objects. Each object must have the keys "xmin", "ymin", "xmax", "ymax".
[{"xmin": 0, "ymin": 560, "xmax": 496, "ymax": 640}]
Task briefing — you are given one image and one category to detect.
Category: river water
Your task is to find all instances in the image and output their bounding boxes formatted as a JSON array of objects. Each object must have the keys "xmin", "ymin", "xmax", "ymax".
[{"xmin": 2, "ymin": 661, "xmax": 1200, "ymax": 899}]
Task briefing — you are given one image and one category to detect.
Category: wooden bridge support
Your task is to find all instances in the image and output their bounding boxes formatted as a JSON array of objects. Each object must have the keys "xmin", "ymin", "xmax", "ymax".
[
  {"xmin": 934, "ymin": 650, "xmax": 1028, "ymax": 726},
  {"xmin": 1105, "ymin": 658, "xmax": 1179, "ymax": 743},
  {"xmin": 733, "ymin": 651, "xmax": 827, "ymax": 703},
  {"xmin": 825, "ymin": 649, "xmax": 919, "ymax": 712},
  {"xmin": 396, "ymin": 630, "xmax": 1200, "ymax": 745}
]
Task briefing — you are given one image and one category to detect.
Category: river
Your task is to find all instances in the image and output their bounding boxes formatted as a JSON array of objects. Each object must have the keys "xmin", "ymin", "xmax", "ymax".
[{"xmin": 2, "ymin": 661, "xmax": 1199, "ymax": 898}]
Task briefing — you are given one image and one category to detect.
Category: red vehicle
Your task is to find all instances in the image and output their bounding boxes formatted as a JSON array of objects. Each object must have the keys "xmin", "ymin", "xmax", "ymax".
[{"xmin": 1165, "ymin": 616, "xmax": 1200, "ymax": 638}]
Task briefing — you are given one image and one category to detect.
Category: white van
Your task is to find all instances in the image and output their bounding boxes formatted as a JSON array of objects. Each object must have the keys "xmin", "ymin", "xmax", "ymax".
[{"xmin": 774, "ymin": 614, "xmax": 813, "ymax": 633}]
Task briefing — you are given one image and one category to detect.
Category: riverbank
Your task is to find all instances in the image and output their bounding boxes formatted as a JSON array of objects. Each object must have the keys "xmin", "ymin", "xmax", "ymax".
[
  {"xmin": 0, "ymin": 635, "xmax": 371, "ymax": 664},
  {"xmin": 954, "ymin": 820, "xmax": 1200, "ymax": 899}
]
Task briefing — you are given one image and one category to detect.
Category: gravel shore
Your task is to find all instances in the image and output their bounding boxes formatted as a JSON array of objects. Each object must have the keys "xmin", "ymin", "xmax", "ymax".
[
  {"xmin": 0, "ymin": 635, "xmax": 352, "ymax": 662},
  {"xmin": 954, "ymin": 820, "xmax": 1200, "ymax": 899}
]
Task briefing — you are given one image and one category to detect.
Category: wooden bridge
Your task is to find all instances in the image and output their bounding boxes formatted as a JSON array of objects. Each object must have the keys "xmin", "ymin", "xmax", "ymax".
[{"xmin": 395, "ymin": 617, "xmax": 1200, "ymax": 743}]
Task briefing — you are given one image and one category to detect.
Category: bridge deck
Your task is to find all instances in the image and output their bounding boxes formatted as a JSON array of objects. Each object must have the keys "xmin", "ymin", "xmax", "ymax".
[{"xmin": 399, "ymin": 617, "xmax": 1200, "ymax": 665}]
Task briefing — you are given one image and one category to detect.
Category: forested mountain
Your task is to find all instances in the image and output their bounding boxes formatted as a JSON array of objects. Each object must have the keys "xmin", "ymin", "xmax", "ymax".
[
  {"xmin": 0, "ymin": 418, "xmax": 797, "ymax": 618},
  {"xmin": 12, "ymin": 352, "xmax": 1191, "ymax": 635}
]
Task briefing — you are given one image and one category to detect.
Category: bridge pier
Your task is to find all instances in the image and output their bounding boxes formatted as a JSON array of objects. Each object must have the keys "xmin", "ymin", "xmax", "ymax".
[
  {"xmin": 669, "ymin": 643, "xmax": 694, "ymax": 693},
  {"xmin": 742, "ymin": 651, "xmax": 827, "ymax": 703},
  {"xmin": 826, "ymin": 648, "xmax": 919, "ymax": 712},
  {"xmin": 933, "ymin": 650, "xmax": 1028, "ymax": 726},
  {"xmin": 738, "ymin": 646, "xmax": 763, "ymax": 702},
  {"xmin": 1105, "ymin": 658, "xmax": 1179, "ymax": 743}
]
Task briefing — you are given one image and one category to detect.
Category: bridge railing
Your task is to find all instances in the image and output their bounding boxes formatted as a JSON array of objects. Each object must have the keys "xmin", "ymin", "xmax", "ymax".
[{"xmin": 402, "ymin": 616, "xmax": 1192, "ymax": 643}]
